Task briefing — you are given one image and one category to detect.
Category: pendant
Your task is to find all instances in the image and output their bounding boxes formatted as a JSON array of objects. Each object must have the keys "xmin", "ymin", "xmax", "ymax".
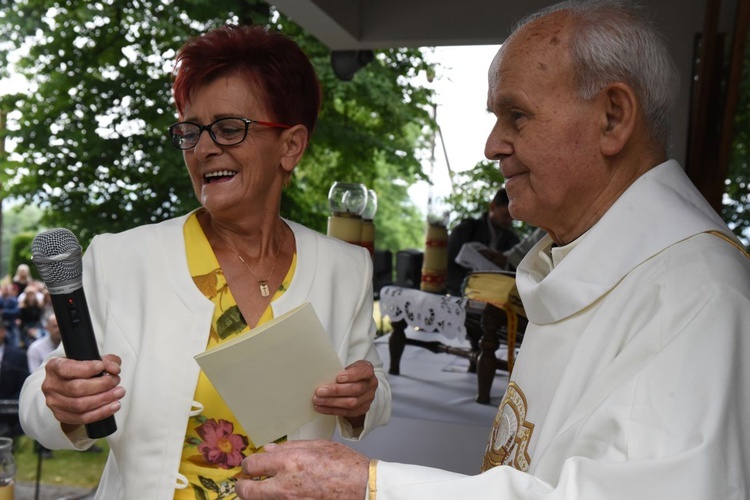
[{"xmin": 259, "ymin": 282, "xmax": 270, "ymax": 297}]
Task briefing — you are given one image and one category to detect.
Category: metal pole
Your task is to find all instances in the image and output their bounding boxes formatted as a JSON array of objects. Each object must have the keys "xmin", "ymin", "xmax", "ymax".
[
  {"xmin": 35, "ymin": 444, "xmax": 42, "ymax": 500},
  {"xmin": 427, "ymin": 104, "xmax": 437, "ymax": 218}
]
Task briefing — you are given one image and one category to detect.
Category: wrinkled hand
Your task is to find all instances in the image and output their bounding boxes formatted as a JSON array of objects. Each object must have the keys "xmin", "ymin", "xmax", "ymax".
[
  {"xmin": 41, "ymin": 354, "xmax": 124, "ymax": 429},
  {"xmin": 313, "ymin": 360, "xmax": 377, "ymax": 427},
  {"xmin": 236, "ymin": 440, "xmax": 369, "ymax": 500}
]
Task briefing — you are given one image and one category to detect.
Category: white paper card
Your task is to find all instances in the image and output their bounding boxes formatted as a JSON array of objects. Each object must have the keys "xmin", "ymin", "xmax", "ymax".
[
  {"xmin": 455, "ymin": 241, "xmax": 503, "ymax": 271},
  {"xmin": 194, "ymin": 301, "xmax": 343, "ymax": 446}
]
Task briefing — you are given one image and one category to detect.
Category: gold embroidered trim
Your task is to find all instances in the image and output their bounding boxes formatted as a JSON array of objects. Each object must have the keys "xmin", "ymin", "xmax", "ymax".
[
  {"xmin": 706, "ymin": 230, "xmax": 750, "ymax": 259},
  {"xmin": 368, "ymin": 459, "xmax": 378, "ymax": 500},
  {"xmin": 482, "ymin": 381, "xmax": 535, "ymax": 472}
]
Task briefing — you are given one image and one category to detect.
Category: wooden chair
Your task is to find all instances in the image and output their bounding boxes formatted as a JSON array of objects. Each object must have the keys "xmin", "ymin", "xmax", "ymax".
[{"xmin": 462, "ymin": 271, "xmax": 527, "ymax": 404}]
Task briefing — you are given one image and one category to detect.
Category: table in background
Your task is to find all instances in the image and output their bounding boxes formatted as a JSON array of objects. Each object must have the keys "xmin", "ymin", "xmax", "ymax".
[{"xmin": 379, "ymin": 285, "xmax": 510, "ymax": 404}]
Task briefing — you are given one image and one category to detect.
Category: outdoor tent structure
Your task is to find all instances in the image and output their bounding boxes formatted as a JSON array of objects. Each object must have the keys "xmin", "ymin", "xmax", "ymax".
[{"xmin": 265, "ymin": 0, "xmax": 748, "ymax": 213}]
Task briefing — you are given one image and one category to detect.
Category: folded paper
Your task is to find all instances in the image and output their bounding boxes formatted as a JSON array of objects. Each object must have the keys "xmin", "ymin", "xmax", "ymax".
[{"xmin": 194, "ymin": 301, "xmax": 343, "ymax": 446}]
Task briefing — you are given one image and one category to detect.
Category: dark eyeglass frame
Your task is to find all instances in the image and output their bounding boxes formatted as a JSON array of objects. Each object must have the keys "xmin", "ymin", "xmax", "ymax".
[{"xmin": 168, "ymin": 116, "xmax": 292, "ymax": 150}]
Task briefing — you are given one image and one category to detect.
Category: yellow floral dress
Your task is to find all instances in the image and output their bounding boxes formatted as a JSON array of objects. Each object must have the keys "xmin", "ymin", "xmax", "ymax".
[{"xmin": 175, "ymin": 213, "xmax": 295, "ymax": 499}]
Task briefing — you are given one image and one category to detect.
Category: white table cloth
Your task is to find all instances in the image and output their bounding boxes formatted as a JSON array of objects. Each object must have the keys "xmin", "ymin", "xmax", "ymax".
[{"xmin": 379, "ymin": 286, "xmax": 467, "ymax": 340}]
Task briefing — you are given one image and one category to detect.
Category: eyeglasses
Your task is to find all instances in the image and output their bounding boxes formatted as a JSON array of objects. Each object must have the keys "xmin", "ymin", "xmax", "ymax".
[{"xmin": 168, "ymin": 117, "xmax": 291, "ymax": 150}]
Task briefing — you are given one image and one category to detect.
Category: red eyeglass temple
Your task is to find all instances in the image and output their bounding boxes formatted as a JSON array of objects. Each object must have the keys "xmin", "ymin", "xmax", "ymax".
[{"xmin": 256, "ymin": 120, "xmax": 292, "ymax": 129}]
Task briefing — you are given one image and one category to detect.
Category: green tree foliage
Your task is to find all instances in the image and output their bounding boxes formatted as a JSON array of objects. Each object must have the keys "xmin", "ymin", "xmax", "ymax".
[
  {"xmin": 442, "ymin": 160, "xmax": 504, "ymax": 228},
  {"xmin": 442, "ymin": 160, "xmax": 533, "ymax": 238},
  {"xmin": 0, "ymin": 0, "xmax": 434, "ymax": 259},
  {"xmin": 1, "ymin": 203, "xmax": 43, "ymax": 276},
  {"xmin": 9, "ymin": 230, "xmax": 37, "ymax": 280},
  {"xmin": 722, "ymin": 34, "xmax": 750, "ymax": 245},
  {"xmin": 272, "ymin": 19, "xmax": 433, "ymax": 242}
]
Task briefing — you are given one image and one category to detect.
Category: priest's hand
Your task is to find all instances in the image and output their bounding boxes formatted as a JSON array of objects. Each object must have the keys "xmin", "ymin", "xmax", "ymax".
[
  {"xmin": 313, "ymin": 359, "xmax": 377, "ymax": 428},
  {"xmin": 236, "ymin": 440, "xmax": 369, "ymax": 500}
]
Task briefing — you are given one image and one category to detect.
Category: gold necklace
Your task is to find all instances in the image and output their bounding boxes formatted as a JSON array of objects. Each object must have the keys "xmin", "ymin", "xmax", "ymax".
[{"xmin": 220, "ymin": 229, "xmax": 285, "ymax": 297}]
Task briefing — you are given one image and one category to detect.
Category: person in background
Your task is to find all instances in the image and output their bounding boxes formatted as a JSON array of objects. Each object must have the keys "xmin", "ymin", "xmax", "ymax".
[
  {"xmin": 0, "ymin": 283, "xmax": 20, "ymax": 349},
  {"xmin": 20, "ymin": 24, "xmax": 390, "ymax": 499},
  {"xmin": 26, "ymin": 314, "xmax": 61, "ymax": 373},
  {"xmin": 234, "ymin": 1, "xmax": 750, "ymax": 498},
  {"xmin": 11, "ymin": 264, "xmax": 32, "ymax": 297},
  {"xmin": 497, "ymin": 226, "xmax": 547, "ymax": 271},
  {"xmin": 39, "ymin": 285, "xmax": 54, "ymax": 321},
  {"xmin": 16, "ymin": 280, "xmax": 45, "ymax": 306},
  {"xmin": 17, "ymin": 282, "xmax": 44, "ymax": 349},
  {"xmin": 445, "ymin": 188, "xmax": 519, "ymax": 294},
  {"xmin": 0, "ymin": 322, "xmax": 28, "ymax": 442}
]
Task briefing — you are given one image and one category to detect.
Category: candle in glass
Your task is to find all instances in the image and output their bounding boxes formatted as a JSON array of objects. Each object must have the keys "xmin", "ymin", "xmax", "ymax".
[
  {"xmin": 360, "ymin": 189, "xmax": 377, "ymax": 258},
  {"xmin": 327, "ymin": 182, "xmax": 367, "ymax": 244},
  {"xmin": 421, "ymin": 211, "xmax": 450, "ymax": 293}
]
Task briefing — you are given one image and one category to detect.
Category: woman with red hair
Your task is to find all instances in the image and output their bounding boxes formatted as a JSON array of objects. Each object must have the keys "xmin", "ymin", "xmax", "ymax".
[{"xmin": 20, "ymin": 25, "xmax": 391, "ymax": 499}]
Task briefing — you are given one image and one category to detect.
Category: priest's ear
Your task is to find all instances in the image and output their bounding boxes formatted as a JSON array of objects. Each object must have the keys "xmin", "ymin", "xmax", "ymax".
[
  {"xmin": 598, "ymin": 82, "xmax": 637, "ymax": 157},
  {"xmin": 279, "ymin": 124, "xmax": 309, "ymax": 172}
]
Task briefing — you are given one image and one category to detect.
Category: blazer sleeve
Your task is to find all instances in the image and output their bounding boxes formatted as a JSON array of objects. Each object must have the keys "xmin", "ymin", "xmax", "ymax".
[{"xmin": 336, "ymin": 245, "xmax": 391, "ymax": 441}]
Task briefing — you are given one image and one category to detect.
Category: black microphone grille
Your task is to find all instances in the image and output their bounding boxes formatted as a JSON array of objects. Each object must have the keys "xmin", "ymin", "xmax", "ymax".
[{"xmin": 31, "ymin": 228, "xmax": 83, "ymax": 285}]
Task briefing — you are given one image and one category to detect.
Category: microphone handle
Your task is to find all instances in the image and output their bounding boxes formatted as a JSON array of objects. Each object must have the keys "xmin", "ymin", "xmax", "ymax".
[
  {"xmin": 49, "ymin": 290, "xmax": 117, "ymax": 439},
  {"xmin": 85, "ymin": 414, "xmax": 118, "ymax": 439}
]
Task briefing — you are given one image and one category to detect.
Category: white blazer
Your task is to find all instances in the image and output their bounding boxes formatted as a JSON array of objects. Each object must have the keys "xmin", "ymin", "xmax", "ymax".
[{"xmin": 20, "ymin": 214, "xmax": 391, "ymax": 499}]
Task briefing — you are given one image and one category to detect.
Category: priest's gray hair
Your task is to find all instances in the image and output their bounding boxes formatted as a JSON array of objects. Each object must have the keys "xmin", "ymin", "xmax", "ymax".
[{"xmin": 512, "ymin": 0, "xmax": 679, "ymax": 150}]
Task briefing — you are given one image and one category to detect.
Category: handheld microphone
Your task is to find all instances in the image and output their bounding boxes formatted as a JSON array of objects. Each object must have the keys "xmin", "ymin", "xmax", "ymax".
[{"xmin": 31, "ymin": 228, "xmax": 117, "ymax": 439}]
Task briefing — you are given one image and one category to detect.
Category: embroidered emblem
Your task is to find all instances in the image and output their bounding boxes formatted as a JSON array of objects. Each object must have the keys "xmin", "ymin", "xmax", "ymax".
[{"xmin": 482, "ymin": 382, "xmax": 535, "ymax": 472}]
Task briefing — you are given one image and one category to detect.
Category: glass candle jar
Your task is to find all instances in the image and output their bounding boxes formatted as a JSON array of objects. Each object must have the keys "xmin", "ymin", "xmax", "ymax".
[
  {"xmin": 0, "ymin": 437, "xmax": 16, "ymax": 500},
  {"xmin": 327, "ymin": 182, "xmax": 368, "ymax": 244}
]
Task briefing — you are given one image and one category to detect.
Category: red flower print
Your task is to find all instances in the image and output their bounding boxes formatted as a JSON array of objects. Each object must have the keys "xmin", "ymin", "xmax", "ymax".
[{"xmin": 196, "ymin": 418, "xmax": 249, "ymax": 469}]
